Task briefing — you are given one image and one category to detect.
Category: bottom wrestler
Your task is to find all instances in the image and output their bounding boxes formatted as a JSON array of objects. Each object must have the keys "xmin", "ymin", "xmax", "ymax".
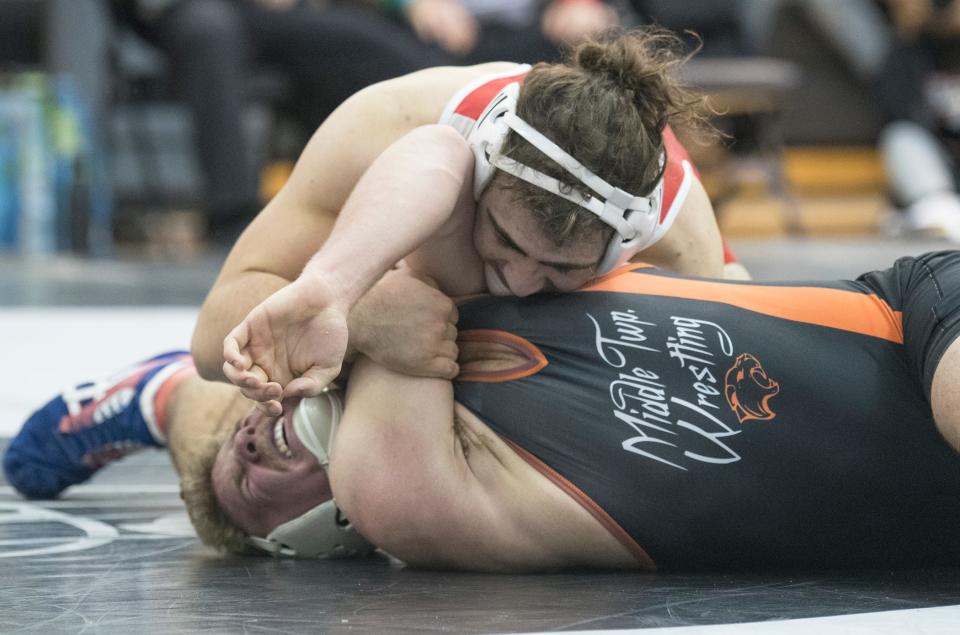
[{"xmin": 6, "ymin": 252, "xmax": 960, "ymax": 571}]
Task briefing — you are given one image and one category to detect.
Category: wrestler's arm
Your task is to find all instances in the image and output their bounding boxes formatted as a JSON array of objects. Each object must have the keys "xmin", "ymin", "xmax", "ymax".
[
  {"xmin": 191, "ymin": 79, "xmax": 413, "ymax": 380},
  {"xmin": 330, "ymin": 355, "xmax": 637, "ymax": 572},
  {"xmin": 292, "ymin": 123, "xmax": 473, "ymax": 307},
  {"xmin": 190, "ymin": 64, "xmax": 514, "ymax": 381},
  {"xmin": 635, "ymin": 179, "xmax": 727, "ymax": 278},
  {"xmin": 210, "ymin": 124, "xmax": 475, "ymax": 407},
  {"xmin": 330, "ymin": 359, "xmax": 560, "ymax": 571}
]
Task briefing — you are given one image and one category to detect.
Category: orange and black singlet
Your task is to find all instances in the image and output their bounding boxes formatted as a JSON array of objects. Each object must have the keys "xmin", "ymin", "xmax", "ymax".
[{"xmin": 453, "ymin": 252, "xmax": 960, "ymax": 570}]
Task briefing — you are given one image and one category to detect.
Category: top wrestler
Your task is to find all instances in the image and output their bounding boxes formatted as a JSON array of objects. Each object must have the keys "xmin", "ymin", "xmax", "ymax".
[
  {"xmin": 8, "ymin": 252, "xmax": 960, "ymax": 571},
  {"xmin": 192, "ymin": 28, "xmax": 744, "ymax": 415}
]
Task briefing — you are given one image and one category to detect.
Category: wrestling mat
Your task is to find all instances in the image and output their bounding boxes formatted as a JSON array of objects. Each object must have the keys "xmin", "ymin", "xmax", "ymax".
[{"xmin": 1, "ymin": 240, "xmax": 958, "ymax": 633}]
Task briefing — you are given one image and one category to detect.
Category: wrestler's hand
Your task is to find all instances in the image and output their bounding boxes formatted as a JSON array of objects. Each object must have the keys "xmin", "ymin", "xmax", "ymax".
[
  {"xmin": 541, "ymin": 0, "xmax": 618, "ymax": 46},
  {"xmin": 222, "ymin": 276, "xmax": 349, "ymax": 415},
  {"xmin": 350, "ymin": 269, "xmax": 460, "ymax": 379},
  {"xmin": 406, "ymin": 0, "xmax": 478, "ymax": 56}
]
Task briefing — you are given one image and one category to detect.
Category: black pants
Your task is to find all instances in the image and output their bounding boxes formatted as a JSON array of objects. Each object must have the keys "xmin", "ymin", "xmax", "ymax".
[
  {"xmin": 373, "ymin": 8, "xmax": 572, "ymax": 68},
  {"xmin": 150, "ymin": 0, "xmax": 437, "ymax": 231}
]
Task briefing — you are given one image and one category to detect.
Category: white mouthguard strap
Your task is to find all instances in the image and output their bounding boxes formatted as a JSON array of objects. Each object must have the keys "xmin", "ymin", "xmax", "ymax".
[{"xmin": 291, "ymin": 389, "xmax": 342, "ymax": 467}]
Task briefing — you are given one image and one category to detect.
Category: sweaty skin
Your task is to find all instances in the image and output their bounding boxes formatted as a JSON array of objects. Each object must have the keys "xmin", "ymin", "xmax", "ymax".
[
  {"xmin": 330, "ymin": 353, "xmax": 641, "ymax": 572},
  {"xmin": 202, "ymin": 330, "xmax": 642, "ymax": 572},
  {"xmin": 192, "ymin": 64, "xmax": 513, "ymax": 382},
  {"xmin": 191, "ymin": 63, "xmax": 726, "ymax": 387}
]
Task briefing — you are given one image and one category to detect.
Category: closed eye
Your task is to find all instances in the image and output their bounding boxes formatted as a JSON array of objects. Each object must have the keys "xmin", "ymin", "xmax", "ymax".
[
  {"xmin": 487, "ymin": 206, "xmax": 599, "ymax": 273},
  {"xmin": 495, "ymin": 226, "xmax": 522, "ymax": 253}
]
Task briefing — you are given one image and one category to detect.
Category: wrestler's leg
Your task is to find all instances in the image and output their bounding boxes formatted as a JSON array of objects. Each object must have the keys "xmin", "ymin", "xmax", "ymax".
[
  {"xmin": 930, "ymin": 338, "xmax": 960, "ymax": 452},
  {"xmin": 874, "ymin": 250, "xmax": 960, "ymax": 453},
  {"xmin": 2, "ymin": 353, "xmax": 247, "ymax": 498},
  {"xmin": 906, "ymin": 251, "xmax": 960, "ymax": 452}
]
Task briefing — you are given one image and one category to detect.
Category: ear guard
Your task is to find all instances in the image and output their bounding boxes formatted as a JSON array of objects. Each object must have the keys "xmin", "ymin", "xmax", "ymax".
[
  {"xmin": 466, "ymin": 82, "xmax": 668, "ymax": 274},
  {"xmin": 247, "ymin": 391, "xmax": 374, "ymax": 559}
]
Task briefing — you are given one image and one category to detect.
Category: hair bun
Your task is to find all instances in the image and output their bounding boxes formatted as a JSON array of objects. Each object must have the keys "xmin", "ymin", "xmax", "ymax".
[{"xmin": 572, "ymin": 29, "xmax": 692, "ymax": 136}]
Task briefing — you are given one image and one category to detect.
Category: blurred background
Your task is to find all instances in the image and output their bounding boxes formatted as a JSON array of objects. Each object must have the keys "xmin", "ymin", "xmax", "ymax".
[{"xmin": 2, "ymin": 1, "xmax": 960, "ymax": 319}]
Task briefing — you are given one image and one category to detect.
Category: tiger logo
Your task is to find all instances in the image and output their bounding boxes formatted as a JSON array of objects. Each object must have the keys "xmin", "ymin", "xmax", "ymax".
[{"xmin": 724, "ymin": 353, "xmax": 780, "ymax": 423}]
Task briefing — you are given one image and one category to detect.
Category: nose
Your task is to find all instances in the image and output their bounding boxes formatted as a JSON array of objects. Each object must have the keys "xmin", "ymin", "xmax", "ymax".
[
  {"xmin": 234, "ymin": 424, "xmax": 260, "ymax": 463},
  {"xmin": 502, "ymin": 259, "xmax": 543, "ymax": 297}
]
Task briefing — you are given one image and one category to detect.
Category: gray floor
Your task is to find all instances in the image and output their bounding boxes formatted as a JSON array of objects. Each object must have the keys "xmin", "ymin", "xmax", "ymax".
[
  {"xmin": 2, "ymin": 445, "xmax": 959, "ymax": 634},
  {"xmin": 2, "ymin": 236, "xmax": 959, "ymax": 633}
]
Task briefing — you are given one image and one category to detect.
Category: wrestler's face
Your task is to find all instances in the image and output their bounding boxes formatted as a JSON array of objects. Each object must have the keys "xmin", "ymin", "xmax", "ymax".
[
  {"xmin": 211, "ymin": 404, "xmax": 330, "ymax": 538},
  {"xmin": 474, "ymin": 183, "xmax": 606, "ymax": 297}
]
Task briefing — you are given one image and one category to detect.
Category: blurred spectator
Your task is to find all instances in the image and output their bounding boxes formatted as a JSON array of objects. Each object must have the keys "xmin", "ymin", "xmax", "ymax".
[
  {"xmin": 361, "ymin": 0, "xmax": 622, "ymax": 65},
  {"xmin": 742, "ymin": 0, "xmax": 960, "ymax": 240},
  {"xmin": 874, "ymin": 0, "xmax": 960, "ymax": 240},
  {"xmin": 744, "ymin": 0, "xmax": 893, "ymax": 81},
  {"xmin": 111, "ymin": 0, "xmax": 437, "ymax": 243},
  {"xmin": 629, "ymin": 0, "xmax": 755, "ymax": 57}
]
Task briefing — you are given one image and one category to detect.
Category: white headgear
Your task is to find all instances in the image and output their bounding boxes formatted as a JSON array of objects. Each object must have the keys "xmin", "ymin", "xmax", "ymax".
[
  {"xmin": 467, "ymin": 82, "xmax": 666, "ymax": 275},
  {"xmin": 247, "ymin": 391, "xmax": 374, "ymax": 559}
]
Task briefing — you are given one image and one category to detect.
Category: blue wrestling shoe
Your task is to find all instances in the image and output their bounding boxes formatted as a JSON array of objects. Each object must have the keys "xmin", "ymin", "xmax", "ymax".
[{"xmin": 2, "ymin": 351, "xmax": 192, "ymax": 499}]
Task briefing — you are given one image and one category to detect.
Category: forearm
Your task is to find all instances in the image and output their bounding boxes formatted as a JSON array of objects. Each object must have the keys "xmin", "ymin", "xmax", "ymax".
[
  {"xmin": 192, "ymin": 263, "xmax": 413, "ymax": 384},
  {"xmin": 191, "ymin": 270, "xmax": 291, "ymax": 380},
  {"xmin": 299, "ymin": 124, "xmax": 472, "ymax": 312}
]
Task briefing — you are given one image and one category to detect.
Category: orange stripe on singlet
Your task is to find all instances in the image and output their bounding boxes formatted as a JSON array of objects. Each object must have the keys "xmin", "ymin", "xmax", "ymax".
[{"xmin": 583, "ymin": 265, "xmax": 905, "ymax": 344}]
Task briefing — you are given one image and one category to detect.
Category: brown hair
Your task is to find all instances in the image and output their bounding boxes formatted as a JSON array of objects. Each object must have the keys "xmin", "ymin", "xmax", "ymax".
[
  {"xmin": 179, "ymin": 420, "xmax": 255, "ymax": 555},
  {"xmin": 497, "ymin": 27, "xmax": 709, "ymax": 246}
]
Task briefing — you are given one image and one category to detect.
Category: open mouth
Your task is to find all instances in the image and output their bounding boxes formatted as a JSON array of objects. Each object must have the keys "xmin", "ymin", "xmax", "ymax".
[{"xmin": 273, "ymin": 417, "xmax": 293, "ymax": 458}]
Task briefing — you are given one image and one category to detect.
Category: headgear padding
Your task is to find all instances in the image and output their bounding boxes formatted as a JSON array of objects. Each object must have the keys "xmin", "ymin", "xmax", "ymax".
[
  {"xmin": 247, "ymin": 392, "xmax": 374, "ymax": 559},
  {"xmin": 466, "ymin": 82, "xmax": 668, "ymax": 274}
]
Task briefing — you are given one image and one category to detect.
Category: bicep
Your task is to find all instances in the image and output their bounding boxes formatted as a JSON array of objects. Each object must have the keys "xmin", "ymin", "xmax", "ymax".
[
  {"xmin": 214, "ymin": 64, "xmax": 516, "ymax": 285},
  {"xmin": 329, "ymin": 358, "xmax": 509, "ymax": 569}
]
